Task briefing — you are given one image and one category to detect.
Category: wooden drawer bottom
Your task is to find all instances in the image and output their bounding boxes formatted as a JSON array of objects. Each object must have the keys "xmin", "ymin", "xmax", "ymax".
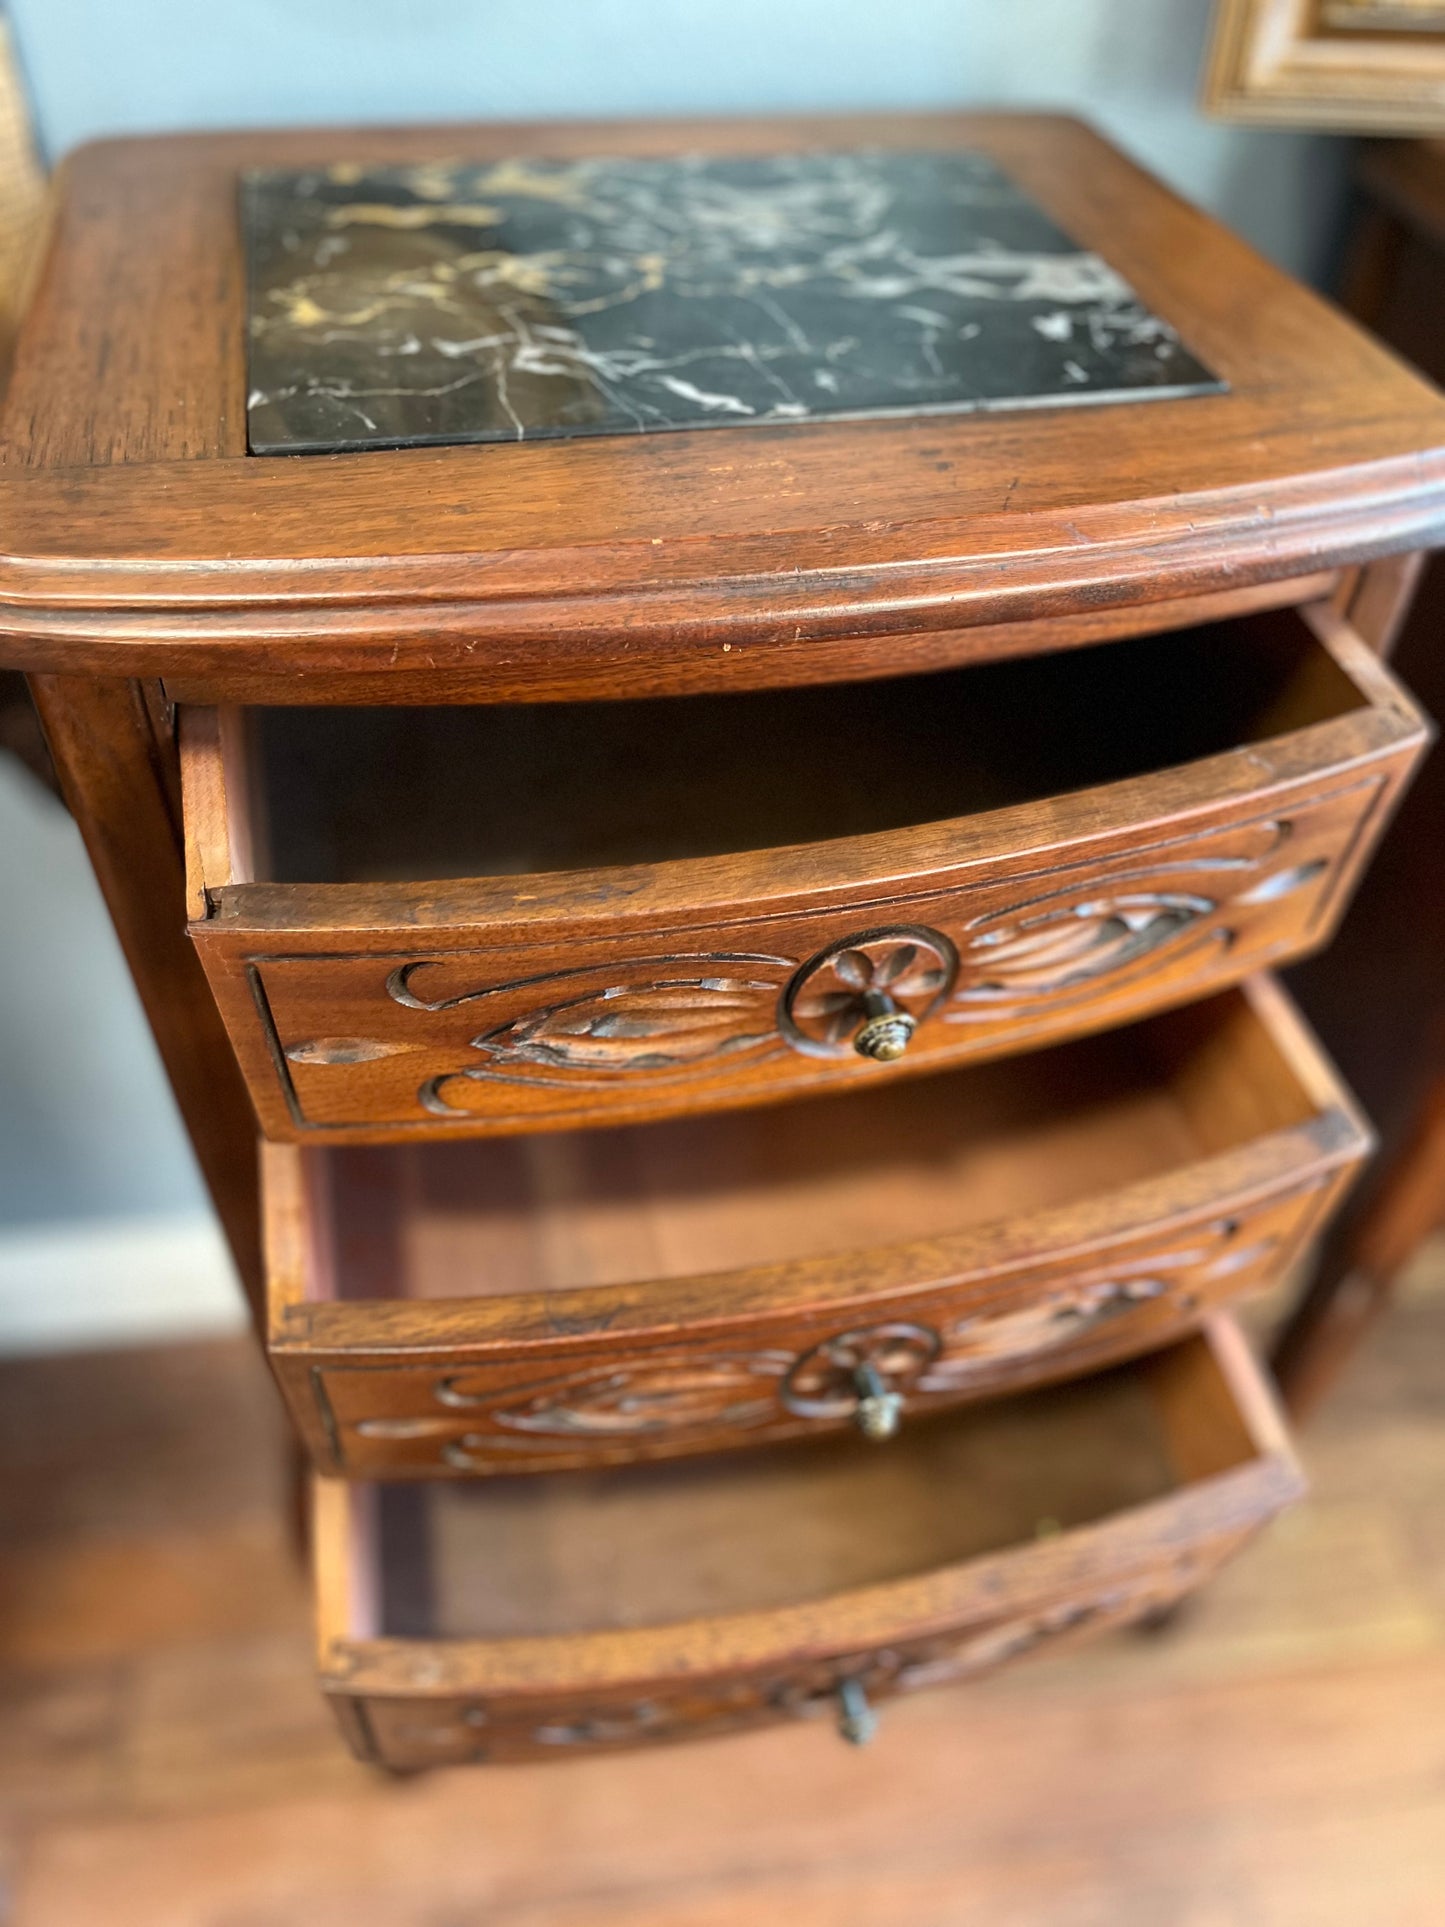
[{"xmin": 315, "ymin": 1319, "xmax": 1301, "ymax": 1767}]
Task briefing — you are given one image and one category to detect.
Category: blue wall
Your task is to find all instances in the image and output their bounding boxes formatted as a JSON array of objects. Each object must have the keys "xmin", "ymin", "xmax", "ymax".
[{"xmin": 11, "ymin": 1, "xmax": 1349, "ymax": 279}]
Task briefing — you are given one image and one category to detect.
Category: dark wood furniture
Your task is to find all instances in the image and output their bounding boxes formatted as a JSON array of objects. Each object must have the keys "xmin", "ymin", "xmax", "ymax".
[
  {"xmin": 4, "ymin": 112, "xmax": 1443, "ymax": 1767},
  {"xmin": 1274, "ymin": 137, "xmax": 1445, "ymax": 1410}
]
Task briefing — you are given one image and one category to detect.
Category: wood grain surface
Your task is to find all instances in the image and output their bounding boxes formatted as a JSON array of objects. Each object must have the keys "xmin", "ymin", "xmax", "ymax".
[
  {"xmin": 0, "ymin": 115, "xmax": 1443, "ymax": 693},
  {"xmin": 264, "ymin": 980, "xmax": 1368, "ymax": 1478},
  {"xmin": 311, "ymin": 1319, "xmax": 1303, "ymax": 1765},
  {"xmin": 182, "ymin": 603, "xmax": 1430, "ymax": 1141}
]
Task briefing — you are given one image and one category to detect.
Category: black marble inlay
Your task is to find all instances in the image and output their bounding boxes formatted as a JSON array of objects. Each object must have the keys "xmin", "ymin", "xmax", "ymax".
[{"xmin": 242, "ymin": 150, "xmax": 1223, "ymax": 456}]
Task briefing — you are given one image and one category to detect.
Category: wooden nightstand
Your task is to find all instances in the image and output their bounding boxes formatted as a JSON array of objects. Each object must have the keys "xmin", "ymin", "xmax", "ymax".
[{"xmin": 3, "ymin": 112, "xmax": 1442, "ymax": 1766}]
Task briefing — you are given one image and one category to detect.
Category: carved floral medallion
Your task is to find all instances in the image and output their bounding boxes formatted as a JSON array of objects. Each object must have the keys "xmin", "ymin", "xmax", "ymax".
[{"xmin": 780, "ymin": 928, "xmax": 958, "ymax": 1058}]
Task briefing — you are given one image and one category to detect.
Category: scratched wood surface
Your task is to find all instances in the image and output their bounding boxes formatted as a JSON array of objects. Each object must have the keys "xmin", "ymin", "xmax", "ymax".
[{"xmin": 3, "ymin": 1247, "xmax": 1444, "ymax": 1922}]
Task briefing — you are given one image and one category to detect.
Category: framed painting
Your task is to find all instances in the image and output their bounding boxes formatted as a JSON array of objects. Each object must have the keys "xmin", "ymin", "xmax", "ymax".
[{"xmin": 1205, "ymin": 0, "xmax": 1445, "ymax": 130}]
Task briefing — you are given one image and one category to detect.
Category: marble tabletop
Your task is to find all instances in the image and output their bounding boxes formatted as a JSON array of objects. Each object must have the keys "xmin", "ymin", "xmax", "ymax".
[{"xmin": 242, "ymin": 149, "xmax": 1221, "ymax": 456}]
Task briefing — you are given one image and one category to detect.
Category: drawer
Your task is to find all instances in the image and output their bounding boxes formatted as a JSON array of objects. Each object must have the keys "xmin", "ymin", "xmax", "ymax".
[
  {"xmin": 269, "ymin": 978, "xmax": 1368, "ymax": 1477},
  {"xmin": 184, "ymin": 600, "xmax": 1428, "ymax": 1142},
  {"xmin": 314, "ymin": 1319, "xmax": 1303, "ymax": 1766}
]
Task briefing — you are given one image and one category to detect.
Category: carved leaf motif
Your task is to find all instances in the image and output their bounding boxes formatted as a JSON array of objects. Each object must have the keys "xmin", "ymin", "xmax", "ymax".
[
  {"xmin": 955, "ymin": 893, "xmax": 1215, "ymax": 1002},
  {"xmin": 891, "ymin": 1572, "xmax": 1197, "ymax": 1688},
  {"xmin": 285, "ymin": 1037, "xmax": 411, "ymax": 1066},
  {"xmin": 438, "ymin": 1352, "xmax": 795, "ymax": 1439},
  {"xmin": 775, "ymin": 1563, "xmax": 1199, "ymax": 1722},
  {"xmin": 921, "ymin": 1276, "xmax": 1167, "ymax": 1387},
  {"xmin": 1239, "ymin": 858, "xmax": 1329, "ymax": 904},
  {"xmin": 923, "ymin": 1221, "xmax": 1281, "ymax": 1391},
  {"xmin": 473, "ymin": 978, "xmax": 781, "ymax": 1073},
  {"xmin": 531, "ymin": 1703, "xmax": 669, "ymax": 1747},
  {"xmin": 944, "ymin": 817, "xmax": 1335, "ymax": 1016}
]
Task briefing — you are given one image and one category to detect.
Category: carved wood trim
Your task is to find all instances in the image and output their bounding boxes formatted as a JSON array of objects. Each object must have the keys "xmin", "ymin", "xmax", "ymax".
[
  {"xmin": 301, "ymin": 1176, "xmax": 1349, "ymax": 1476},
  {"xmin": 221, "ymin": 771, "xmax": 1409, "ymax": 1137},
  {"xmin": 358, "ymin": 1554, "xmax": 1214, "ymax": 1763},
  {"xmin": 315, "ymin": 1329, "xmax": 1301, "ymax": 1763}
]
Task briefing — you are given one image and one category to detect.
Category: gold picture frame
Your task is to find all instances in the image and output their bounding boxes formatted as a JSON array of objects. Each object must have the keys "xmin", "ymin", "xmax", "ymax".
[{"xmin": 1205, "ymin": 0, "xmax": 1445, "ymax": 130}]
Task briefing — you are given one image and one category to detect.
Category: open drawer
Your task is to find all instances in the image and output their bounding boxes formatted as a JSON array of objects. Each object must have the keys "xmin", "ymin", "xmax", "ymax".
[
  {"xmin": 268, "ymin": 977, "xmax": 1368, "ymax": 1478},
  {"xmin": 314, "ymin": 1319, "xmax": 1302, "ymax": 1766},
  {"xmin": 185, "ymin": 599, "xmax": 1427, "ymax": 1142}
]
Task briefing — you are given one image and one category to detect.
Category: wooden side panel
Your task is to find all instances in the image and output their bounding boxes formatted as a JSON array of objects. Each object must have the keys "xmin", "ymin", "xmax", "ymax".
[
  {"xmin": 1276, "ymin": 1071, "xmax": 1445, "ymax": 1416},
  {"xmin": 27, "ymin": 674, "xmax": 265, "ymax": 1315},
  {"xmin": 1331, "ymin": 550, "xmax": 1428, "ymax": 656},
  {"xmin": 178, "ymin": 703, "xmax": 262, "ymax": 914}
]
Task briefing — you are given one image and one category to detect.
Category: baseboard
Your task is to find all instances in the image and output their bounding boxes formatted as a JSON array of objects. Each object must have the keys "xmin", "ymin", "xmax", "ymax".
[{"xmin": 0, "ymin": 1212, "xmax": 247, "ymax": 1354}]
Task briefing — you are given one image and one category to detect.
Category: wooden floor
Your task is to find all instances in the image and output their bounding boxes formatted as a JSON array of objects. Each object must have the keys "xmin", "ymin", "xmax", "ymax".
[{"xmin": 2, "ymin": 1258, "xmax": 1444, "ymax": 1926}]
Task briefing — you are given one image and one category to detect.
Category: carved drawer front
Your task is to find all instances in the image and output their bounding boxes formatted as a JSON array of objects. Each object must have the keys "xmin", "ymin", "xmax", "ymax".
[
  {"xmin": 183, "ymin": 602, "xmax": 1429, "ymax": 1142},
  {"xmin": 267, "ymin": 979, "xmax": 1369, "ymax": 1478},
  {"xmin": 314, "ymin": 1321, "xmax": 1301, "ymax": 1767}
]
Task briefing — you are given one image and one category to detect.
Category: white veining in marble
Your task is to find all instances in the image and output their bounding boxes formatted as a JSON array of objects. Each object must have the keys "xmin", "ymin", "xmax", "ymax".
[{"xmin": 243, "ymin": 150, "xmax": 1221, "ymax": 454}]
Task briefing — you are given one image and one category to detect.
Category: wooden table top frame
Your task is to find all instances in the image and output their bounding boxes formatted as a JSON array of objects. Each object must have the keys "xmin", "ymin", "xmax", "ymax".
[{"xmin": 2, "ymin": 113, "xmax": 1445, "ymax": 708}]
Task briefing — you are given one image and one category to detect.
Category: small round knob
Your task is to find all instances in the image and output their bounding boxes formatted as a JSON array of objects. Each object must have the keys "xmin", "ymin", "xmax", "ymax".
[
  {"xmin": 852, "ymin": 1360, "xmax": 904, "ymax": 1440},
  {"xmin": 853, "ymin": 992, "xmax": 917, "ymax": 1061},
  {"xmin": 781, "ymin": 928, "xmax": 956, "ymax": 1061},
  {"xmin": 783, "ymin": 1322, "xmax": 940, "ymax": 1434},
  {"xmin": 836, "ymin": 1678, "xmax": 878, "ymax": 1746}
]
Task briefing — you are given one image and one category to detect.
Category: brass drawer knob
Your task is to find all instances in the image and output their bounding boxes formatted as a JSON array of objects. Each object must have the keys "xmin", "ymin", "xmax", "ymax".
[
  {"xmin": 851, "ymin": 1359, "xmax": 905, "ymax": 1439},
  {"xmin": 783, "ymin": 1322, "xmax": 941, "ymax": 1438},
  {"xmin": 836, "ymin": 1678, "xmax": 879, "ymax": 1746},
  {"xmin": 782, "ymin": 926, "xmax": 957, "ymax": 1061},
  {"xmin": 852, "ymin": 990, "xmax": 917, "ymax": 1061}
]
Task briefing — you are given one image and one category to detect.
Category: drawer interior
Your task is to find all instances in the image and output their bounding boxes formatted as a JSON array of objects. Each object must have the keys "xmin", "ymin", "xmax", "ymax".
[
  {"xmin": 244, "ymin": 607, "xmax": 1360, "ymax": 884},
  {"xmin": 358, "ymin": 1331, "xmax": 1262, "ymax": 1638},
  {"xmin": 295, "ymin": 986, "xmax": 1332, "ymax": 1306}
]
